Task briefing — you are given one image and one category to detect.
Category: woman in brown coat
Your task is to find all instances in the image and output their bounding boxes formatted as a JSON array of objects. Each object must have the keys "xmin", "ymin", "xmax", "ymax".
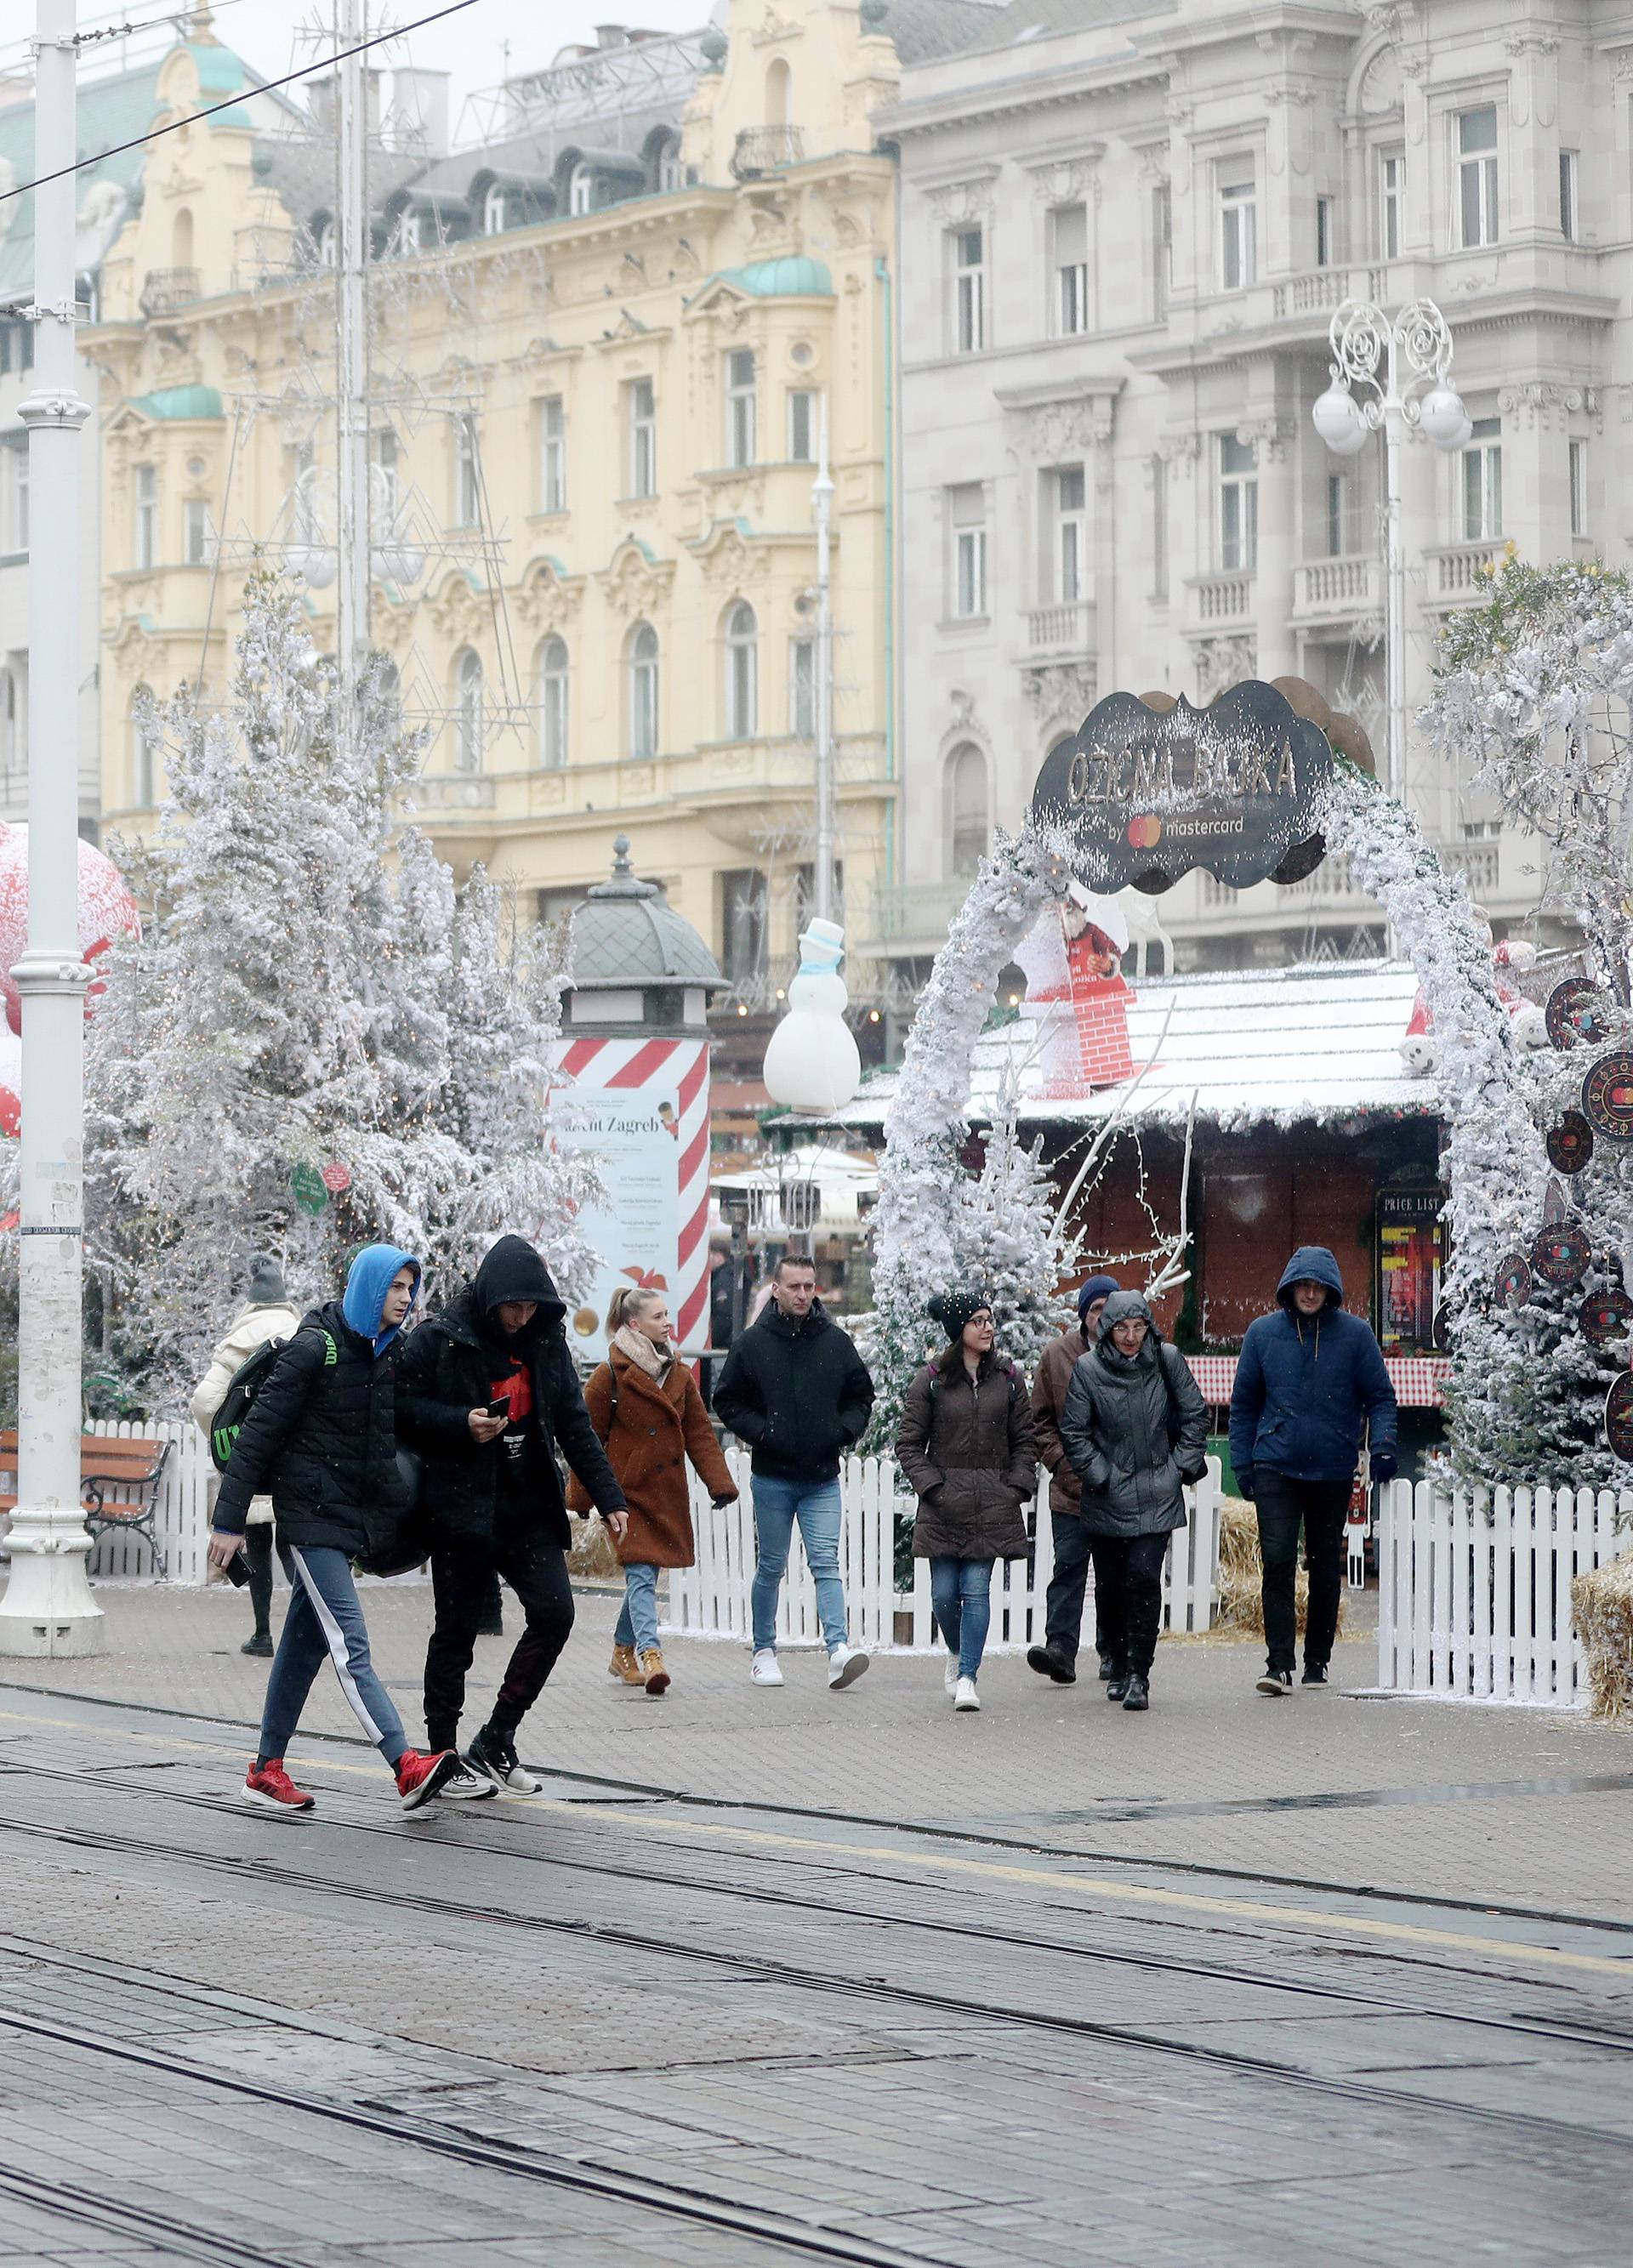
[
  {"xmin": 569, "ymin": 1286, "xmax": 737, "ymax": 1697},
  {"xmin": 896, "ymin": 1290, "xmax": 1039, "ymax": 1714}
]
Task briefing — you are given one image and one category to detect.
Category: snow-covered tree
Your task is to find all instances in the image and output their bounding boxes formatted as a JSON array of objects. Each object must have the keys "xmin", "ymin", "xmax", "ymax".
[{"xmin": 90, "ymin": 573, "xmax": 597, "ymax": 1409}]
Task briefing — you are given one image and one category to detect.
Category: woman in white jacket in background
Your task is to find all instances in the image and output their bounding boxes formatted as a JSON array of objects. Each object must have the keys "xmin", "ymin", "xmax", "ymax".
[{"xmin": 191, "ymin": 1257, "xmax": 300, "ymax": 1655}]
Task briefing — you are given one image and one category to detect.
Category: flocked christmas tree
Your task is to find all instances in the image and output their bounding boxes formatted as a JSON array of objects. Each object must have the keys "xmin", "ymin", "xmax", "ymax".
[{"xmin": 88, "ymin": 572, "xmax": 599, "ymax": 1409}]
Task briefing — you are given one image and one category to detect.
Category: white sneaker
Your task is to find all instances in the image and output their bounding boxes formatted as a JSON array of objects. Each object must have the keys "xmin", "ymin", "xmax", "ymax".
[
  {"xmin": 828, "ymin": 1644, "xmax": 870, "ymax": 1690},
  {"xmin": 439, "ymin": 1759, "xmax": 500, "ymax": 1800},
  {"xmin": 953, "ymin": 1676, "xmax": 981, "ymax": 1713},
  {"xmin": 751, "ymin": 1649, "xmax": 784, "ymax": 1687},
  {"xmin": 943, "ymin": 1652, "xmax": 959, "ymax": 1697}
]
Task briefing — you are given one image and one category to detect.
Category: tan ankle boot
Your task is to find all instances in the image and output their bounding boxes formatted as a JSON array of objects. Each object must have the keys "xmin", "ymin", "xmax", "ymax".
[
  {"xmin": 640, "ymin": 1646, "xmax": 671, "ymax": 1696},
  {"xmin": 608, "ymin": 1643, "xmax": 644, "ymax": 1685}
]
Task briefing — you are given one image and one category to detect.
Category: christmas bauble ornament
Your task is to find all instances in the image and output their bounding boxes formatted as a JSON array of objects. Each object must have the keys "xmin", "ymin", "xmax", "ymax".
[
  {"xmin": 1546, "ymin": 1111, "xmax": 1594, "ymax": 1175},
  {"xmin": 1582, "ymin": 1051, "xmax": 1633, "ymax": 1142},
  {"xmin": 1545, "ymin": 977, "xmax": 1612, "ymax": 1051},
  {"xmin": 761, "ymin": 920, "xmax": 862, "ymax": 1117},
  {"xmin": 1531, "ymin": 1223, "xmax": 1590, "ymax": 1287},
  {"xmin": 0, "ymin": 821, "xmax": 141, "ymax": 1038},
  {"xmin": 321, "ymin": 1162, "xmax": 351, "ymax": 1194},
  {"xmin": 1494, "ymin": 1252, "xmax": 1533, "ymax": 1308},
  {"xmin": 1607, "ymin": 1373, "xmax": 1633, "ymax": 1463},
  {"xmin": 1579, "ymin": 1289, "xmax": 1633, "ymax": 1349}
]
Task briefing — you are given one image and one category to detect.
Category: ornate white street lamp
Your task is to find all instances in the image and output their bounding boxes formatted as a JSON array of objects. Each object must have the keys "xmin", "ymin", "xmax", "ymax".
[{"xmin": 1311, "ymin": 299, "xmax": 1470, "ymax": 804}]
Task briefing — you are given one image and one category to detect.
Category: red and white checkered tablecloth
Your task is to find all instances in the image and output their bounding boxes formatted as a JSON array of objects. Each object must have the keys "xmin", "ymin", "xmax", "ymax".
[{"xmin": 1184, "ymin": 1353, "xmax": 1450, "ymax": 1408}]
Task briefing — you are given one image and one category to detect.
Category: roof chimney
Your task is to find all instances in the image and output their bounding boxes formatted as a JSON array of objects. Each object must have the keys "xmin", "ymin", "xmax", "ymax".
[
  {"xmin": 390, "ymin": 66, "xmax": 450, "ymax": 158},
  {"xmin": 595, "ymin": 24, "xmax": 629, "ymax": 47}
]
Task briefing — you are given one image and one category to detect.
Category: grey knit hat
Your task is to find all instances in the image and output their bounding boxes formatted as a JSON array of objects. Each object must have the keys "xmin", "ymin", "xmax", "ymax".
[{"xmin": 248, "ymin": 1254, "xmax": 287, "ymax": 1304}]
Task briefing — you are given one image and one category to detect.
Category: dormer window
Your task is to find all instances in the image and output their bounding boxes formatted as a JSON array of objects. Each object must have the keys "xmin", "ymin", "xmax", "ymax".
[
  {"xmin": 397, "ymin": 208, "xmax": 422, "ymax": 256},
  {"xmin": 656, "ymin": 136, "xmax": 683, "ymax": 194},
  {"xmin": 316, "ymin": 219, "xmax": 336, "ymax": 267},
  {"xmin": 483, "ymin": 183, "xmax": 507, "ymax": 236},
  {"xmin": 569, "ymin": 162, "xmax": 595, "ymax": 218}
]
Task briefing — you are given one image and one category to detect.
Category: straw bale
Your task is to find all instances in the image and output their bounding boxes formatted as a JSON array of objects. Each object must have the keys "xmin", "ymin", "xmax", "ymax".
[
  {"xmin": 1215, "ymin": 1497, "xmax": 1342, "ymax": 1640},
  {"xmin": 1572, "ymin": 1549, "xmax": 1633, "ymax": 1723},
  {"xmin": 567, "ymin": 1514, "xmax": 621, "ymax": 1581}
]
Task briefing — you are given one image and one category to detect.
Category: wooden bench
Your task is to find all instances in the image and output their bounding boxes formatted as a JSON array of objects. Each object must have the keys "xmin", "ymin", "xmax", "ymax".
[{"xmin": 0, "ymin": 1430, "xmax": 174, "ymax": 1577}]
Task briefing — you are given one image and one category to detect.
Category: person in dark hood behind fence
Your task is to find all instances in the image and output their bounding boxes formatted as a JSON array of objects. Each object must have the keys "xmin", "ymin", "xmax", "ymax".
[
  {"xmin": 397, "ymin": 1235, "xmax": 629, "ymax": 1793},
  {"xmin": 1059, "ymin": 1289, "xmax": 1209, "ymax": 1713},
  {"xmin": 1229, "ymin": 1245, "xmax": 1397, "ymax": 1697},
  {"xmin": 1027, "ymin": 1272, "xmax": 1120, "ymax": 1686},
  {"xmin": 208, "ymin": 1243, "xmax": 484, "ymax": 1815}
]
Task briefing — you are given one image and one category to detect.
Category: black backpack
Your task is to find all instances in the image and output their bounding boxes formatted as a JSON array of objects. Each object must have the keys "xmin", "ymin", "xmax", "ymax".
[{"xmin": 208, "ymin": 1330, "xmax": 335, "ymax": 1472}]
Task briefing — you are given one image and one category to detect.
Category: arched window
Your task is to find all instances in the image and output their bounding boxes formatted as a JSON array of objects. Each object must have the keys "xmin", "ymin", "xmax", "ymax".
[
  {"xmin": 724, "ymin": 600, "xmax": 758, "ymax": 740},
  {"xmin": 538, "ymin": 636, "xmax": 568, "ymax": 769},
  {"xmin": 173, "ymin": 206, "xmax": 194, "ymax": 269},
  {"xmin": 765, "ymin": 58, "xmax": 792, "ymax": 126},
  {"xmin": 945, "ymin": 742, "xmax": 989, "ymax": 876},
  {"xmin": 128, "ymin": 689, "xmax": 157, "ymax": 807},
  {"xmin": 628, "ymin": 622, "xmax": 658, "ymax": 760},
  {"xmin": 1, "ymin": 667, "xmax": 19, "ymax": 771},
  {"xmin": 316, "ymin": 219, "xmax": 336, "ymax": 267},
  {"xmin": 453, "ymin": 648, "xmax": 484, "ymax": 771},
  {"xmin": 396, "ymin": 207, "xmax": 422, "ymax": 256},
  {"xmin": 569, "ymin": 162, "xmax": 595, "ymax": 218},
  {"xmin": 483, "ymin": 182, "xmax": 508, "ymax": 236},
  {"xmin": 656, "ymin": 136, "xmax": 683, "ymax": 194}
]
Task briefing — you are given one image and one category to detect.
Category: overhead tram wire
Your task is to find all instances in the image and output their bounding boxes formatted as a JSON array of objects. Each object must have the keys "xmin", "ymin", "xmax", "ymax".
[{"xmin": 0, "ymin": 0, "xmax": 484, "ymax": 207}]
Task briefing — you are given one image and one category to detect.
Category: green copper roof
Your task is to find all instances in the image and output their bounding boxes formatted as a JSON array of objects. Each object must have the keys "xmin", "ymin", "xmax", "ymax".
[
  {"xmin": 718, "ymin": 256, "xmax": 834, "ymax": 298},
  {"xmin": 128, "ymin": 384, "xmax": 223, "ymax": 420}
]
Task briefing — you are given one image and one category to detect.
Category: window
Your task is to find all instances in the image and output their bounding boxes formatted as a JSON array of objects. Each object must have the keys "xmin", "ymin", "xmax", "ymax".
[
  {"xmin": 628, "ymin": 377, "xmax": 656, "ymax": 497},
  {"xmin": 726, "ymin": 348, "xmax": 756, "ymax": 469},
  {"xmin": 724, "ymin": 600, "xmax": 758, "ymax": 738},
  {"xmin": 397, "ymin": 207, "xmax": 423, "ymax": 256},
  {"xmin": 945, "ymin": 742, "xmax": 989, "ymax": 876},
  {"xmin": 2, "ymin": 446, "xmax": 26, "ymax": 552},
  {"xmin": 953, "ymin": 225, "xmax": 985, "ymax": 354},
  {"xmin": 129, "ymin": 696, "xmax": 157, "ymax": 806},
  {"xmin": 373, "ymin": 427, "xmax": 400, "ymax": 520},
  {"xmin": 1151, "ymin": 181, "xmax": 1172, "ymax": 321},
  {"xmin": 316, "ymin": 219, "xmax": 337, "ymax": 266},
  {"xmin": 1219, "ymin": 168, "xmax": 1257, "ymax": 290},
  {"xmin": 656, "ymin": 136, "xmax": 682, "ymax": 194},
  {"xmin": 134, "ymin": 463, "xmax": 156, "ymax": 570},
  {"xmin": 1560, "ymin": 149, "xmax": 1579, "ymax": 242},
  {"xmin": 183, "ymin": 496, "xmax": 213, "ymax": 566},
  {"xmin": 538, "ymin": 636, "xmax": 568, "ymax": 768},
  {"xmin": 1569, "ymin": 438, "xmax": 1587, "ymax": 537},
  {"xmin": 789, "ymin": 635, "xmax": 815, "ymax": 737},
  {"xmin": 788, "ymin": 389, "xmax": 816, "ymax": 463},
  {"xmin": 1218, "ymin": 434, "xmax": 1258, "ymax": 571},
  {"xmin": 1316, "ymin": 195, "xmax": 1334, "ymax": 269},
  {"xmin": 483, "ymin": 182, "xmax": 508, "ymax": 236},
  {"xmin": 794, "ymin": 860, "xmax": 845, "ymax": 930},
  {"xmin": 454, "ymin": 649, "xmax": 485, "ymax": 770},
  {"xmin": 1457, "ymin": 106, "xmax": 1499, "ymax": 248},
  {"xmin": 0, "ymin": 316, "xmax": 35, "ymax": 374},
  {"xmin": 950, "ymin": 482, "xmax": 987, "ymax": 618},
  {"xmin": 1461, "ymin": 417, "xmax": 1502, "ymax": 541},
  {"xmin": 1, "ymin": 667, "xmax": 19, "ymax": 770},
  {"xmin": 1325, "ymin": 472, "xmax": 1349, "ymax": 559},
  {"xmin": 1051, "ymin": 203, "xmax": 1088, "ymax": 337},
  {"xmin": 628, "ymin": 622, "xmax": 658, "ymax": 759},
  {"xmin": 569, "ymin": 162, "xmax": 595, "ymax": 218},
  {"xmin": 290, "ymin": 441, "xmax": 316, "ymax": 542},
  {"xmin": 1380, "ymin": 151, "xmax": 1403, "ymax": 259},
  {"xmin": 720, "ymin": 867, "xmax": 769, "ymax": 981},
  {"xmin": 1151, "ymin": 452, "xmax": 1168, "ymax": 604},
  {"xmin": 1051, "ymin": 465, "xmax": 1086, "ymax": 604},
  {"xmin": 455, "ymin": 414, "xmax": 481, "ymax": 526},
  {"xmin": 538, "ymin": 395, "xmax": 566, "ymax": 513}
]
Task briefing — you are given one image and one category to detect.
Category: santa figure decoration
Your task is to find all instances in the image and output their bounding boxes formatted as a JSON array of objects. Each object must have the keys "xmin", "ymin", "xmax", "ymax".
[{"xmin": 1013, "ymin": 882, "xmax": 1135, "ymax": 1098}]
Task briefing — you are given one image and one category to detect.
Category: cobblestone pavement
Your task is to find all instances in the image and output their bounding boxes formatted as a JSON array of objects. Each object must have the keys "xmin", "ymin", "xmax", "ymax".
[{"xmin": 2, "ymin": 1582, "xmax": 1633, "ymax": 2262}]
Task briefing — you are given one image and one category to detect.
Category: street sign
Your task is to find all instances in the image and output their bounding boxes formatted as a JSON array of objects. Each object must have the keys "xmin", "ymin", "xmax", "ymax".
[{"xmin": 1029, "ymin": 679, "xmax": 1333, "ymax": 896}]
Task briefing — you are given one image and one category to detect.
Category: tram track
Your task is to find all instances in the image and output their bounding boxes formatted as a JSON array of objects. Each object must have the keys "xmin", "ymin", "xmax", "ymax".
[
  {"xmin": 0, "ymin": 2163, "xmax": 305, "ymax": 2268},
  {"xmin": 3, "ymin": 1756, "xmax": 1633, "ymax": 2156}
]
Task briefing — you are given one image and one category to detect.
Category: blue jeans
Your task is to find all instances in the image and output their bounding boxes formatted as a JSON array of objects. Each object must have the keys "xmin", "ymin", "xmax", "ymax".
[
  {"xmin": 259, "ymin": 1544, "xmax": 407, "ymax": 1768},
  {"xmin": 613, "ymin": 1563, "xmax": 660, "ymax": 1654},
  {"xmin": 751, "ymin": 1475, "xmax": 848, "ymax": 1654},
  {"xmin": 931, "ymin": 1555, "xmax": 994, "ymax": 1680}
]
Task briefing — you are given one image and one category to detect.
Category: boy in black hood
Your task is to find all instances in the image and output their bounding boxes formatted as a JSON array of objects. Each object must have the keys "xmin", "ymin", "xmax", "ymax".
[{"xmin": 397, "ymin": 1235, "xmax": 628, "ymax": 1792}]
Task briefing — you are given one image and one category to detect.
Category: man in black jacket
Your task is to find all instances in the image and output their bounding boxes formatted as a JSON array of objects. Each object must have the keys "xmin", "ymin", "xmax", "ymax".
[
  {"xmin": 713, "ymin": 1253, "xmax": 874, "ymax": 1691},
  {"xmin": 397, "ymin": 1236, "xmax": 629, "ymax": 1792}
]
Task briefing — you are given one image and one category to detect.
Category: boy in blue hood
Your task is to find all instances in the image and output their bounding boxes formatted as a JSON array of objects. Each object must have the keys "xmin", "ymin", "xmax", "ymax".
[
  {"xmin": 1229, "ymin": 1245, "xmax": 1397, "ymax": 1695},
  {"xmin": 208, "ymin": 1243, "xmax": 496, "ymax": 1814}
]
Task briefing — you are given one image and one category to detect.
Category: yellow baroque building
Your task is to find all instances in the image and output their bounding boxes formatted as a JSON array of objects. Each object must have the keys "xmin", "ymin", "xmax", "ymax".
[{"xmin": 88, "ymin": 1, "xmax": 987, "ymax": 1071}]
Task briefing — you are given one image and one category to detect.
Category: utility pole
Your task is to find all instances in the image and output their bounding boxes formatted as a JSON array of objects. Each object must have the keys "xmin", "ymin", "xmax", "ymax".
[
  {"xmin": 334, "ymin": 0, "xmax": 371, "ymax": 709},
  {"xmin": 0, "ymin": 0, "xmax": 102, "ymax": 1656},
  {"xmin": 811, "ymin": 398, "xmax": 835, "ymax": 926}
]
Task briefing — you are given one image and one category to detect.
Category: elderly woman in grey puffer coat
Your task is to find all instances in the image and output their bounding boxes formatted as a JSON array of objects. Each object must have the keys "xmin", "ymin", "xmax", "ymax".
[{"xmin": 1059, "ymin": 1289, "xmax": 1208, "ymax": 1713}]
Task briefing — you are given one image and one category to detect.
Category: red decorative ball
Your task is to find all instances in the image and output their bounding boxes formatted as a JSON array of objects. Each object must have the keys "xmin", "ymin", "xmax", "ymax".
[{"xmin": 0, "ymin": 822, "xmax": 140, "ymax": 1040}]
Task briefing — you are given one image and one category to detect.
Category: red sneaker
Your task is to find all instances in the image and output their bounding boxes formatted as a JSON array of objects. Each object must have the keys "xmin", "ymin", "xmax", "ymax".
[
  {"xmin": 241, "ymin": 1758, "xmax": 315, "ymax": 1813},
  {"xmin": 395, "ymin": 1748, "xmax": 460, "ymax": 1812}
]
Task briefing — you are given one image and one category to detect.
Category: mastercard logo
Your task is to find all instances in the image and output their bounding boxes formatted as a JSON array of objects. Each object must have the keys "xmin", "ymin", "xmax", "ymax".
[{"xmin": 1126, "ymin": 816, "xmax": 1162, "ymax": 850}]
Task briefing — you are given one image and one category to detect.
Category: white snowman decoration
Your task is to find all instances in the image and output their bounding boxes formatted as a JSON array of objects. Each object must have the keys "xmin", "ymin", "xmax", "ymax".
[{"xmin": 762, "ymin": 918, "xmax": 862, "ymax": 1117}]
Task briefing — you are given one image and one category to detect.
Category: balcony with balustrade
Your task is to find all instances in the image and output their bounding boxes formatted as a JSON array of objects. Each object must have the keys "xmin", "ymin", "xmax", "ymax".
[
  {"xmin": 1424, "ymin": 541, "xmax": 1505, "ymax": 608},
  {"xmin": 1186, "ymin": 570, "xmax": 1255, "ymax": 633},
  {"xmin": 139, "ymin": 268, "xmax": 201, "ymax": 316},
  {"xmin": 1292, "ymin": 554, "xmax": 1385, "ymax": 629},
  {"xmin": 731, "ymin": 126, "xmax": 804, "ymax": 180},
  {"xmin": 1023, "ymin": 600, "xmax": 1094, "ymax": 657}
]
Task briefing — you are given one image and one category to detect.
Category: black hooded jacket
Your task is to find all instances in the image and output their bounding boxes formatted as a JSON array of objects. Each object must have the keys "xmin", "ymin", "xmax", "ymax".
[
  {"xmin": 713, "ymin": 1296, "xmax": 875, "ymax": 1481},
  {"xmin": 395, "ymin": 1237, "xmax": 627, "ymax": 1544}
]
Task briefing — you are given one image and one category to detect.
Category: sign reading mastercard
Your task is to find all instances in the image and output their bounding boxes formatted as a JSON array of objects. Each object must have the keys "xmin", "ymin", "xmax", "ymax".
[{"xmin": 1031, "ymin": 679, "xmax": 1333, "ymax": 895}]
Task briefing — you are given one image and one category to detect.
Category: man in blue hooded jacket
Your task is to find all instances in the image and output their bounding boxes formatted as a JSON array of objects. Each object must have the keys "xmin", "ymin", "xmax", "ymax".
[{"xmin": 1228, "ymin": 1246, "xmax": 1397, "ymax": 1695}]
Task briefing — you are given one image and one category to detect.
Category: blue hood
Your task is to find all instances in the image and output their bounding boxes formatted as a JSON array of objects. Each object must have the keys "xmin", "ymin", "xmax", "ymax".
[
  {"xmin": 1276, "ymin": 1246, "xmax": 1344, "ymax": 1312},
  {"xmin": 343, "ymin": 1242, "xmax": 421, "ymax": 1352}
]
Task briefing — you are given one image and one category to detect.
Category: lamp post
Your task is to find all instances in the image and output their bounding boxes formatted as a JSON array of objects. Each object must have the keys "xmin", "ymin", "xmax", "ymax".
[{"xmin": 1311, "ymin": 299, "xmax": 1470, "ymax": 806}]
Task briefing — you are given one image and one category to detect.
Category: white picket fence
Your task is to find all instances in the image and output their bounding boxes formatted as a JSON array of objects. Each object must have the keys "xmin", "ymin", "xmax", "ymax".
[
  {"xmin": 1376, "ymin": 1477, "xmax": 1633, "ymax": 1705},
  {"xmin": 83, "ymin": 1418, "xmax": 214, "ymax": 1584},
  {"xmin": 665, "ymin": 1447, "xmax": 1221, "ymax": 1651}
]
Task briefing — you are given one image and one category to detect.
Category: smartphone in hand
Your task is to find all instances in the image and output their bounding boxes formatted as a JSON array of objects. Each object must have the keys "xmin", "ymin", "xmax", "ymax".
[
  {"xmin": 486, "ymin": 1397, "xmax": 509, "ymax": 1419},
  {"xmin": 221, "ymin": 1550, "xmax": 252, "ymax": 1589}
]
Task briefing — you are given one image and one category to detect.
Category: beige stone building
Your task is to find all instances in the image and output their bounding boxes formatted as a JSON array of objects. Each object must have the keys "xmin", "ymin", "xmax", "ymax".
[{"xmin": 87, "ymin": 0, "xmax": 990, "ymax": 1065}]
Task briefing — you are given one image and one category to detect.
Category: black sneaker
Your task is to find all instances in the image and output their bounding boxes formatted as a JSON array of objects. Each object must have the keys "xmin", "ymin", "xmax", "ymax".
[
  {"xmin": 1106, "ymin": 1673, "xmax": 1131, "ymax": 1702},
  {"xmin": 1256, "ymin": 1668, "xmax": 1294, "ymax": 1697},
  {"xmin": 241, "ymin": 1632, "xmax": 274, "ymax": 1657},
  {"xmin": 1122, "ymin": 1674, "xmax": 1150, "ymax": 1712},
  {"xmin": 1025, "ymin": 1643, "xmax": 1077, "ymax": 1685},
  {"xmin": 1301, "ymin": 1663, "xmax": 1329, "ymax": 1686},
  {"xmin": 1096, "ymin": 1651, "xmax": 1116, "ymax": 1681},
  {"xmin": 468, "ymin": 1725, "xmax": 541, "ymax": 1794}
]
